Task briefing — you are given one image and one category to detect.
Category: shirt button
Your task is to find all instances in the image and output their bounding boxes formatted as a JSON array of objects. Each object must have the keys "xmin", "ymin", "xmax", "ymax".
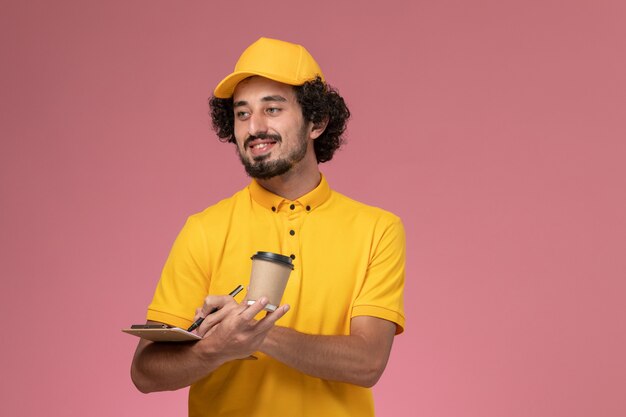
[
  {"xmin": 290, "ymin": 204, "xmax": 295, "ymax": 210},
  {"xmin": 306, "ymin": 205, "xmax": 311, "ymax": 211},
  {"xmin": 271, "ymin": 206, "xmax": 276, "ymax": 212},
  {"xmin": 290, "ymin": 254, "xmax": 296, "ymax": 260},
  {"xmin": 289, "ymin": 230, "xmax": 295, "ymax": 236}
]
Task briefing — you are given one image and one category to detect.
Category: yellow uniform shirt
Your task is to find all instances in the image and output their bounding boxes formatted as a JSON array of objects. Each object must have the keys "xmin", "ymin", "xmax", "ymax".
[{"xmin": 147, "ymin": 175, "xmax": 405, "ymax": 417}]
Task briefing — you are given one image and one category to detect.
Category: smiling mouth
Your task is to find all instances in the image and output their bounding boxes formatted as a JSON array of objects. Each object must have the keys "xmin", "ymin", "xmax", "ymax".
[
  {"xmin": 245, "ymin": 134, "xmax": 280, "ymax": 157},
  {"xmin": 245, "ymin": 140, "xmax": 277, "ymax": 160},
  {"xmin": 250, "ymin": 141, "xmax": 275, "ymax": 151},
  {"xmin": 245, "ymin": 133, "xmax": 281, "ymax": 149}
]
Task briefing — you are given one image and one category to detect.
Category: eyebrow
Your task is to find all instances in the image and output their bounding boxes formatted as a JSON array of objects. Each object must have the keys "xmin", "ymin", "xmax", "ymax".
[{"xmin": 233, "ymin": 95, "xmax": 288, "ymax": 108}]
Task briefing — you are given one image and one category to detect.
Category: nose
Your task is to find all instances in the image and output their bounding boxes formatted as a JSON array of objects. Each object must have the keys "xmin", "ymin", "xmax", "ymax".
[{"xmin": 248, "ymin": 111, "xmax": 268, "ymax": 137}]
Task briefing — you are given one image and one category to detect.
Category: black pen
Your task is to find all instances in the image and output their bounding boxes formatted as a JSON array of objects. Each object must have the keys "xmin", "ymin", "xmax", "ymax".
[{"xmin": 187, "ymin": 285, "xmax": 244, "ymax": 332}]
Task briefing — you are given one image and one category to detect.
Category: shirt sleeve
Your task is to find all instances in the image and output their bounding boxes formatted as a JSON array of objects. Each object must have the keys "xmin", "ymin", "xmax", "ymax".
[
  {"xmin": 146, "ymin": 216, "xmax": 211, "ymax": 329},
  {"xmin": 351, "ymin": 216, "xmax": 406, "ymax": 334}
]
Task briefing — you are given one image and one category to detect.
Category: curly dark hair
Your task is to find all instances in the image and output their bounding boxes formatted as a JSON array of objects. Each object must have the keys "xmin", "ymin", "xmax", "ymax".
[{"xmin": 209, "ymin": 77, "xmax": 350, "ymax": 163}]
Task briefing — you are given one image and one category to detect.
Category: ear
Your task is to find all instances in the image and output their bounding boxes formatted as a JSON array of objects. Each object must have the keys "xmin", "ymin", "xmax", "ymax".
[{"xmin": 309, "ymin": 116, "xmax": 329, "ymax": 140}]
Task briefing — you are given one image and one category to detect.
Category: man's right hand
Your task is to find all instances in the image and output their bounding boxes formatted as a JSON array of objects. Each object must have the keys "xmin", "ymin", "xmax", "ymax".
[{"xmin": 193, "ymin": 296, "xmax": 290, "ymax": 361}]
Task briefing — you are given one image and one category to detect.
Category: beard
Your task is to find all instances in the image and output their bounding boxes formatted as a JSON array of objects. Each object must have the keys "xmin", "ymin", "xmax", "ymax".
[{"xmin": 237, "ymin": 129, "xmax": 309, "ymax": 180}]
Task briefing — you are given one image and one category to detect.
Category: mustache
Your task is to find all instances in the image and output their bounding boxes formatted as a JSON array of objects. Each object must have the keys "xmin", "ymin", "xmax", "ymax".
[{"xmin": 244, "ymin": 133, "xmax": 282, "ymax": 148}]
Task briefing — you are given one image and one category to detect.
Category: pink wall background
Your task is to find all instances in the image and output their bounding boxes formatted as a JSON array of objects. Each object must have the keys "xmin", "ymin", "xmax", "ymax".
[{"xmin": 1, "ymin": 1, "xmax": 625, "ymax": 416}]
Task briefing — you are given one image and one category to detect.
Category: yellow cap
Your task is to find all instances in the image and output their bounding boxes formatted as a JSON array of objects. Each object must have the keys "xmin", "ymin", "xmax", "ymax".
[{"xmin": 213, "ymin": 37, "xmax": 325, "ymax": 98}]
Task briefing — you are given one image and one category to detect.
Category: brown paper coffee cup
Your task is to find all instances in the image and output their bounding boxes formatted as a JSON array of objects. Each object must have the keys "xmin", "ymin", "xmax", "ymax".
[{"xmin": 246, "ymin": 251, "xmax": 294, "ymax": 312}]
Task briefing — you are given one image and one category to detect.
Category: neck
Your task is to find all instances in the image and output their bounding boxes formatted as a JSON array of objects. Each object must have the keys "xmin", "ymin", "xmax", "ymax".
[{"xmin": 256, "ymin": 164, "xmax": 321, "ymax": 201}]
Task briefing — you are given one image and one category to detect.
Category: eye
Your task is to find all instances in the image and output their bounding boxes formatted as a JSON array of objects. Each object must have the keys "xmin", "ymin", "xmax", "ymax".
[
  {"xmin": 236, "ymin": 111, "xmax": 250, "ymax": 120},
  {"xmin": 266, "ymin": 107, "xmax": 282, "ymax": 115}
]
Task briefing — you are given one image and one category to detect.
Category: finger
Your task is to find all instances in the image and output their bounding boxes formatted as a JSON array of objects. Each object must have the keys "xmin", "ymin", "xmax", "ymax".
[
  {"xmin": 193, "ymin": 307, "xmax": 203, "ymax": 322},
  {"xmin": 201, "ymin": 294, "xmax": 237, "ymax": 316},
  {"xmin": 255, "ymin": 304, "xmax": 290, "ymax": 332},
  {"xmin": 196, "ymin": 304, "xmax": 235, "ymax": 336},
  {"xmin": 197, "ymin": 319, "xmax": 221, "ymax": 338},
  {"xmin": 239, "ymin": 297, "xmax": 269, "ymax": 321}
]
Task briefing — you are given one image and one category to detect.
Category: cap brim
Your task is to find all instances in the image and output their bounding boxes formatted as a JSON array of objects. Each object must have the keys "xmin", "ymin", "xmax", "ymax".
[
  {"xmin": 213, "ymin": 72, "xmax": 256, "ymax": 98},
  {"xmin": 213, "ymin": 71, "xmax": 308, "ymax": 99}
]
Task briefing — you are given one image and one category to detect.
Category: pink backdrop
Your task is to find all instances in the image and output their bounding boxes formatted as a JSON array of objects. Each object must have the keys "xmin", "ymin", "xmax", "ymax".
[{"xmin": 1, "ymin": 1, "xmax": 625, "ymax": 416}]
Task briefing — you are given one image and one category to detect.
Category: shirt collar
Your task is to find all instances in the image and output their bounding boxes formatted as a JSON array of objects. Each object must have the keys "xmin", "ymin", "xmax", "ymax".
[{"xmin": 249, "ymin": 173, "xmax": 331, "ymax": 212}]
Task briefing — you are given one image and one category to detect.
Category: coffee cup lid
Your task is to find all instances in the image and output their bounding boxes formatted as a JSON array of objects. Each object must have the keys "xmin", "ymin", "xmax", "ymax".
[{"xmin": 251, "ymin": 251, "xmax": 294, "ymax": 269}]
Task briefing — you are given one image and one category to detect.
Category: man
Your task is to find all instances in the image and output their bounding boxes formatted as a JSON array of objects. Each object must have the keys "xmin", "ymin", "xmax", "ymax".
[{"xmin": 131, "ymin": 37, "xmax": 405, "ymax": 417}]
